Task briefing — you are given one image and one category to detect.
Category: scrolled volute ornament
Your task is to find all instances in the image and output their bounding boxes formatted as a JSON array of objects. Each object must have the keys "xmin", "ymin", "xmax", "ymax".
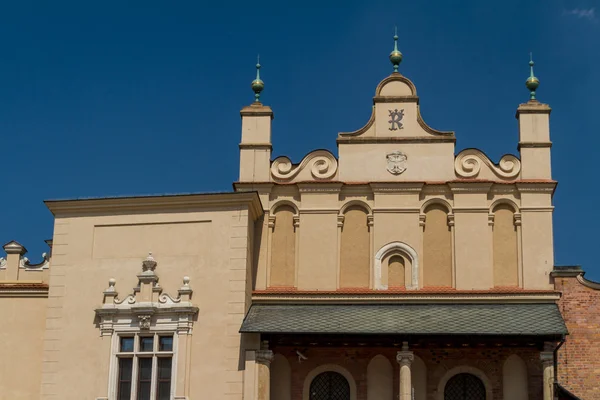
[
  {"xmin": 455, "ymin": 149, "xmax": 521, "ymax": 179},
  {"xmin": 271, "ymin": 150, "xmax": 338, "ymax": 181}
]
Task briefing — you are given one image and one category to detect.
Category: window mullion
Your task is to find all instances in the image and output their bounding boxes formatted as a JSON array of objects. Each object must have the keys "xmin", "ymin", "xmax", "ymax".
[
  {"xmin": 131, "ymin": 354, "xmax": 139, "ymax": 399},
  {"xmin": 150, "ymin": 353, "xmax": 158, "ymax": 400}
]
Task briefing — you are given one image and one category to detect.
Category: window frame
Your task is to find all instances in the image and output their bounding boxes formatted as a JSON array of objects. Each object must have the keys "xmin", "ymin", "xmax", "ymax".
[{"xmin": 110, "ymin": 331, "xmax": 177, "ymax": 400}]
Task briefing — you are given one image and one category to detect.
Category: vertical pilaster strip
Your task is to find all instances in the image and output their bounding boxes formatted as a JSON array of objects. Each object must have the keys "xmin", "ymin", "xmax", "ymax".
[
  {"xmin": 514, "ymin": 213, "xmax": 524, "ymax": 288},
  {"xmin": 255, "ymin": 341, "xmax": 274, "ymax": 400},
  {"xmin": 227, "ymin": 208, "xmax": 252, "ymax": 399},
  {"xmin": 367, "ymin": 214, "xmax": 374, "ymax": 289},
  {"xmin": 336, "ymin": 215, "xmax": 344, "ymax": 290},
  {"xmin": 40, "ymin": 219, "xmax": 69, "ymax": 399},
  {"xmin": 396, "ymin": 342, "xmax": 414, "ymax": 400},
  {"xmin": 540, "ymin": 351, "xmax": 554, "ymax": 400},
  {"xmin": 448, "ymin": 214, "xmax": 456, "ymax": 288},
  {"xmin": 266, "ymin": 214, "xmax": 275, "ymax": 288},
  {"xmin": 293, "ymin": 215, "xmax": 300, "ymax": 288}
]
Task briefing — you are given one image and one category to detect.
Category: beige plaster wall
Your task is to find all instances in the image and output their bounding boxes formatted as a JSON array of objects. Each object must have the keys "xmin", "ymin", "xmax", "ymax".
[
  {"xmin": 422, "ymin": 205, "xmax": 452, "ymax": 287},
  {"xmin": 40, "ymin": 204, "xmax": 257, "ymax": 399},
  {"xmin": 0, "ymin": 296, "xmax": 46, "ymax": 400},
  {"xmin": 340, "ymin": 206, "xmax": 370, "ymax": 288}
]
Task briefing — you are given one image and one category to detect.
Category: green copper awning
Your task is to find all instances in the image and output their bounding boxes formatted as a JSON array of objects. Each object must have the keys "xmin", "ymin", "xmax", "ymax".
[{"xmin": 240, "ymin": 303, "xmax": 567, "ymax": 336}]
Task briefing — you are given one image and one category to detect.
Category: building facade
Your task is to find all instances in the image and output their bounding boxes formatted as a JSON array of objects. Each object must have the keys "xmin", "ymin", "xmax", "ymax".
[{"xmin": 0, "ymin": 38, "xmax": 597, "ymax": 400}]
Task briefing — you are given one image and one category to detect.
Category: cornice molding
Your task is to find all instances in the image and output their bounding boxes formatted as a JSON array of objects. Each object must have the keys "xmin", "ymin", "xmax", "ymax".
[
  {"xmin": 453, "ymin": 207, "xmax": 489, "ymax": 213},
  {"xmin": 251, "ymin": 291, "xmax": 560, "ymax": 304},
  {"xmin": 239, "ymin": 143, "xmax": 272, "ymax": 150},
  {"xmin": 0, "ymin": 282, "xmax": 49, "ymax": 298},
  {"xmin": 515, "ymin": 101, "xmax": 552, "ymax": 116},
  {"xmin": 297, "ymin": 182, "xmax": 343, "ymax": 193},
  {"xmin": 516, "ymin": 182, "xmax": 557, "ymax": 194},
  {"xmin": 337, "ymin": 136, "xmax": 455, "ymax": 144},
  {"xmin": 370, "ymin": 182, "xmax": 424, "ymax": 192},
  {"xmin": 577, "ymin": 274, "xmax": 600, "ymax": 290},
  {"xmin": 518, "ymin": 141, "xmax": 552, "ymax": 149},
  {"xmin": 234, "ymin": 182, "xmax": 275, "ymax": 193},
  {"xmin": 373, "ymin": 208, "xmax": 420, "ymax": 213},
  {"xmin": 373, "ymin": 95, "xmax": 419, "ymax": 103},
  {"xmin": 45, "ymin": 192, "xmax": 264, "ymax": 220},
  {"xmin": 240, "ymin": 103, "xmax": 274, "ymax": 118},
  {"xmin": 299, "ymin": 208, "xmax": 340, "ymax": 214},
  {"xmin": 448, "ymin": 182, "xmax": 493, "ymax": 193}
]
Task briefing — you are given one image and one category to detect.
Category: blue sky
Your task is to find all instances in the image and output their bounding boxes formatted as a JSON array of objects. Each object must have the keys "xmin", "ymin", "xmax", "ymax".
[{"xmin": 1, "ymin": 1, "xmax": 599, "ymax": 280}]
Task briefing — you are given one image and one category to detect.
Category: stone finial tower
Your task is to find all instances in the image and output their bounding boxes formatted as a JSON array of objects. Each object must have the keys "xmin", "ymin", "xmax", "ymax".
[
  {"xmin": 516, "ymin": 54, "xmax": 552, "ymax": 179},
  {"xmin": 239, "ymin": 58, "xmax": 273, "ymax": 182}
]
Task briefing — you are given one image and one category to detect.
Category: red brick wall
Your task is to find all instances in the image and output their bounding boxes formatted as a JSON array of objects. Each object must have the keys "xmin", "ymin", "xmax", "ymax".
[
  {"xmin": 556, "ymin": 275, "xmax": 600, "ymax": 399},
  {"xmin": 272, "ymin": 345, "xmax": 543, "ymax": 400}
]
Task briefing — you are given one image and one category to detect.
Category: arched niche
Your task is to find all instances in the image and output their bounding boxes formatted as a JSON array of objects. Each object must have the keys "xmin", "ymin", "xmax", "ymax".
[
  {"xmin": 340, "ymin": 205, "xmax": 370, "ymax": 288},
  {"xmin": 374, "ymin": 242, "xmax": 418, "ymax": 290},
  {"xmin": 270, "ymin": 204, "xmax": 298, "ymax": 287},
  {"xmin": 412, "ymin": 355, "xmax": 427, "ymax": 400},
  {"xmin": 422, "ymin": 203, "xmax": 453, "ymax": 287},
  {"xmin": 367, "ymin": 355, "xmax": 393, "ymax": 400},
  {"xmin": 271, "ymin": 354, "xmax": 291, "ymax": 400},
  {"xmin": 491, "ymin": 203, "xmax": 519, "ymax": 287},
  {"xmin": 503, "ymin": 354, "xmax": 528, "ymax": 400}
]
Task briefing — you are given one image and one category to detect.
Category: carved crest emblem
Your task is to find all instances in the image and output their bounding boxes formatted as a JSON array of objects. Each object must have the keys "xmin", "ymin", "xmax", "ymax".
[
  {"xmin": 388, "ymin": 108, "xmax": 405, "ymax": 130},
  {"xmin": 386, "ymin": 151, "xmax": 407, "ymax": 175}
]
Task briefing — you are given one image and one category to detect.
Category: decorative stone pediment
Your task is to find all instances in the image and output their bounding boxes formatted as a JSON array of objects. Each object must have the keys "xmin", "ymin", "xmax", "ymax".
[
  {"xmin": 95, "ymin": 253, "xmax": 198, "ymax": 336},
  {"xmin": 338, "ymin": 73, "xmax": 455, "ymax": 141}
]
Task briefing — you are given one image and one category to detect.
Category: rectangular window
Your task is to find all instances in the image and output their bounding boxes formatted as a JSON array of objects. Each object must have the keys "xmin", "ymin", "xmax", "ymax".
[
  {"xmin": 156, "ymin": 357, "xmax": 172, "ymax": 400},
  {"xmin": 115, "ymin": 333, "xmax": 174, "ymax": 400},
  {"xmin": 117, "ymin": 358, "xmax": 133, "ymax": 400}
]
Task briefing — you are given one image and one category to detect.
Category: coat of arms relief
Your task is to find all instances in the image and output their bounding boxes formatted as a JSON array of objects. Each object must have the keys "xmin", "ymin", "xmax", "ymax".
[{"xmin": 386, "ymin": 151, "xmax": 407, "ymax": 175}]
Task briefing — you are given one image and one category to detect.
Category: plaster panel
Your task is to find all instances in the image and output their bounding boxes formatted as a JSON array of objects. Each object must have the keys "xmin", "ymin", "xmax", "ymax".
[
  {"xmin": 241, "ymin": 115, "xmax": 271, "ymax": 144},
  {"xmin": 374, "ymin": 103, "xmax": 420, "ymax": 137},
  {"xmin": 518, "ymin": 113, "xmax": 550, "ymax": 143},
  {"xmin": 454, "ymin": 212, "xmax": 492, "ymax": 289},
  {"xmin": 521, "ymin": 211, "xmax": 554, "ymax": 289},
  {"xmin": 338, "ymin": 143, "xmax": 454, "ymax": 182},
  {"xmin": 297, "ymin": 213, "xmax": 338, "ymax": 290},
  {"xmin": 92, "ymin": 220, "xmax": 210, "ymax": 259},
  {"xmin": 520, "ymin": 147, "xmax": 551, "ymax": 179}
]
